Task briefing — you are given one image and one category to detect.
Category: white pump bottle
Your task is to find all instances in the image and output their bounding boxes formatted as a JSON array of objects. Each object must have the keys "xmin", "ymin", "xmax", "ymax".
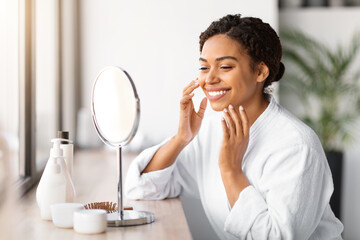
[{"xmin": 36, "ymin": 138, "xmax": 76, "ymax": 220}]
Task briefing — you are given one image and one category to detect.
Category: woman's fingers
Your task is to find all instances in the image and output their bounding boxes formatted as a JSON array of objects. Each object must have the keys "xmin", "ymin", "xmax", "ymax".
[
  {"xmin": 239, "ymin": 106, "xmax": 249, "ymax": 138},
  {"xmin": 180, "ymin": 93, "xmax": 194, "ymax": 111},
  {"xmin": 223, "ymin": 108, "xmax": 236, "ymax": 137},
  {"xmin": 183, "ymin": 79, "xmax": 199, "ymax": 96},
  {"xmin": 228, "ymin": 105, "xmax": 242, "ymax": 137},
  {"xmin": 197, "ymin": 97, "xmax": 207, "ymax": 119},
  {"xmin": 221, "ymin": 117, "xmax": 229, "ymax": 140},
  {"xmin": 223, "ymin": 105, "xmax": 249, "ymax": 139}
]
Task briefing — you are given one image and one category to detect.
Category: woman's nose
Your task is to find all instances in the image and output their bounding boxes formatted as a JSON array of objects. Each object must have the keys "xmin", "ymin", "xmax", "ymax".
[{"xmin": 205, "ymin": 69, "xmax": 219, "ymax": 84}]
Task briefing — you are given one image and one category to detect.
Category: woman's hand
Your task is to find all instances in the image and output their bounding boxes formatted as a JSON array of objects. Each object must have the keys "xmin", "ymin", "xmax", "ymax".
[
  {"xmin": 142, "ymin": 79, "xmax": 206, "ymax": 174},
  {"xmin": 219, "ymin": 105, "xmax": 249, "ymax": 174},
  {"xmin": 219, "ymin": 104, "xmax": 251, "ymax": 207},
  {"xmin": 176, "ymin": 79, "xmax": 207, "ymax": 146}
]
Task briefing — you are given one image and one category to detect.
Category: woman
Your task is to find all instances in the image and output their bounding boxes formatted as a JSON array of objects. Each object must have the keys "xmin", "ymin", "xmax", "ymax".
[{"xmin": 125, "ymin": 14, "xmax": 343, "ymax": 239}]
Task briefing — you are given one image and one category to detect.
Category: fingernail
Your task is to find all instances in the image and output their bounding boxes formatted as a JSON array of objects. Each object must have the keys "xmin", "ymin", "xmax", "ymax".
[
  {"xmin": 229, "ymin": 105, "xmax": 233, "ymax": 109},
  {"xmin": 239, "ymin": 106, "xmax": 244, "ymax": 111},
  {"xmin": 223, "ymin": 108, "xmax": 228, "ymax": 113}
]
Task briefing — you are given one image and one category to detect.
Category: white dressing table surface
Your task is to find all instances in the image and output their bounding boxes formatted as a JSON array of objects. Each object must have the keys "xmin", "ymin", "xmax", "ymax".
[{"xmin": 2, "ymin": 149, "xmax": 192, "ymax": 240}]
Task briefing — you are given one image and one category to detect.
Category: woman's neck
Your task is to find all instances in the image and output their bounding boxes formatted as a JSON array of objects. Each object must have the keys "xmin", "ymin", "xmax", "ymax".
[{"xmin": 241, "ymin": 94, "xmax": 270, "ymax": 127}]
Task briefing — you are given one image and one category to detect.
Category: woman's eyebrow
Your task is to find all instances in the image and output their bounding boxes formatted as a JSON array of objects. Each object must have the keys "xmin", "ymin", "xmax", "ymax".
[
  {"xmin": 216, "ymin": 56, "xmax": 238, "ymax": 62},
  {"xmin": 199, "ymin": 56, "xmax": 238, "ymax": 62}
]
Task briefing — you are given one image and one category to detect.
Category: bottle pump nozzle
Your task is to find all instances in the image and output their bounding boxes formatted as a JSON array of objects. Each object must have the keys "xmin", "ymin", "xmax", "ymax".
[{"xmin": 50, "ymin": 138, "xmax": 72, "ymax": 158}]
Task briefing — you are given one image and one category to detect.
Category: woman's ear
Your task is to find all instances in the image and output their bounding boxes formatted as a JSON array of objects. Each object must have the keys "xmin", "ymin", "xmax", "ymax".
[{"xmin": 256, "ymin": 62, "xmax": 269, "ymax": 83}]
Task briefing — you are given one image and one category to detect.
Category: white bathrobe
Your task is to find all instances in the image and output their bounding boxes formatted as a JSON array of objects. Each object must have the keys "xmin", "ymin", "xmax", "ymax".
[{"xmin": 125, "ymin": 96, "xmax": 344, "ymax": 240}]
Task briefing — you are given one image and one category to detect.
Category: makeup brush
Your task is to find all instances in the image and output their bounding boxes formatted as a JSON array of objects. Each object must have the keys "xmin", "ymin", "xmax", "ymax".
[{"xmin": 84, "ymin": 201, "xmax": 133, "ymax": 213}]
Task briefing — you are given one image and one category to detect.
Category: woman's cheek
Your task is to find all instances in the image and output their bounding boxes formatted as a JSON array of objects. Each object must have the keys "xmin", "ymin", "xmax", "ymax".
[
  {"xmin": 197, "ymin": 75, "xmax": 206, "ymax": 87},
  {"xmin": 198, "ymin": 81, "xmax": 207, "ymax": 96}
]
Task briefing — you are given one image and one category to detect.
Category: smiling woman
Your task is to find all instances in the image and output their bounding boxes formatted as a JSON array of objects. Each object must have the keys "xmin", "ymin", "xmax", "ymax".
[
  {"xmin": 198, "ymin": 35, "xmax": 268, "ymax": 121},
  {"xmin": 125, "ymin": 14, "xmax": 344, "ymax": 239}
]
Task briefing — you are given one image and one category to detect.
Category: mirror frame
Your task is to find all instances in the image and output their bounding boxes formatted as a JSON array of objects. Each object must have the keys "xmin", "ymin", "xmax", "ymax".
[
  {"xmin": 91, "ymin": 66, "xmax": 140, "ymax": 148},
  {"xmin": 90, "ymin": 66, "xmax": 154, "ymax": 226}
]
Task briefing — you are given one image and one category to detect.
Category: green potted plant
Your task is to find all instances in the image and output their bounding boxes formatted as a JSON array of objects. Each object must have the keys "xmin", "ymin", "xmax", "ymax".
[{"xmin": 279, "ymin": 30, "xmax": 360, "ymax": 219}]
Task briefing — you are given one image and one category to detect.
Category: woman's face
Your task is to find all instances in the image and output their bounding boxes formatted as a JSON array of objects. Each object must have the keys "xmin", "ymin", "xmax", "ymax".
[{"xmin": 198, "ymin": 34, "xmax": 265, "ymax": 111}]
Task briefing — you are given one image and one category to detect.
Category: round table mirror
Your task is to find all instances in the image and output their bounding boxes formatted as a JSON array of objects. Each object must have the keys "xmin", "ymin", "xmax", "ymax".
[{"xmin": 91, "ymin": 66, "xmax": 154, "ymax": 227}]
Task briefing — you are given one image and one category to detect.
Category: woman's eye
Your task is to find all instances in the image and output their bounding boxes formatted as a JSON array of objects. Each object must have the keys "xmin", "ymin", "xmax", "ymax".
[
  {"xmin": 220, "ymin": 66, "xmax": 233, "ymax": 69},
  {"xmin": 199, "ymin": 67, "xmax": 209, "ymax": 71}
]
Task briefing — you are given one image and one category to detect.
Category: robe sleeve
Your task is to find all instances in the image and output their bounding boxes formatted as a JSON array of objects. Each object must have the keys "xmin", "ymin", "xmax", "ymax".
[
  {"xmin": 125, "ymin": 137, "xmax": 200, "ymax": 200},
  {"xmin": 224, "ymin": 144, "xmax": 343, "ymax": 239}
]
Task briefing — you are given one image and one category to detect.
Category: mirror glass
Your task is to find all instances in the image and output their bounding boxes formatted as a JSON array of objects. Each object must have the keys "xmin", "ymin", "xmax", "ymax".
[{"xmin": 91, "ymin": 66, "xmax": 140, "ymax": 147}]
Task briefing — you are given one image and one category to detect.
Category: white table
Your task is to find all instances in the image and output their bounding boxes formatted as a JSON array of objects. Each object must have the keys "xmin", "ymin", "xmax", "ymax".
[{"xmin": 0, "ymin": 149, "xmax": 192, "ymax": 240}]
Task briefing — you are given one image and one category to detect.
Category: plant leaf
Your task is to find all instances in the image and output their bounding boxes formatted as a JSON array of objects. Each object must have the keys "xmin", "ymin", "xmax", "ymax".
[{"xmin": 280, "ymin": 29, "xmax": 360, "ymax": 151}]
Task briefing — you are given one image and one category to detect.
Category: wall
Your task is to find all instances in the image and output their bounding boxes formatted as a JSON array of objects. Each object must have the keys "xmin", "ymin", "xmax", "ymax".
[
  {"xmin": 79, "ymin": 0, "xmax": 278, "ymax": 145},
  {"xmin": 279, "ymin": 8, "xmax": 360, "ymax": 240},
  {"xmin": 79, "ymin": 1, "xmax": 278, "ymax": 239}
]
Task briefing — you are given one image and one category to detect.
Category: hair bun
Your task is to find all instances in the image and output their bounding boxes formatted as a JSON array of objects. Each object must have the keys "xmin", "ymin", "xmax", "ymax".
[{"xmin": 274, "ymin": 62, "xmax": 285, "ymax": 82}]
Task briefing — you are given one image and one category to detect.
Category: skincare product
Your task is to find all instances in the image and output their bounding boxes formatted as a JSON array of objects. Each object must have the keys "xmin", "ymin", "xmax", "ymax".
[
  {"xmin": 57, "ymin": 131, "xmax": 74, "ymax": 180},
  {"xmin": 36, "ymin": 138, "xmax": 76, "ymax": 220},
  {"xmin": 51, "ymin": 203, "xmax": 84, "ymax": 228},
  {"xmin": 73, "ymin": 209, "xmax": 107, "ymax": 234}
]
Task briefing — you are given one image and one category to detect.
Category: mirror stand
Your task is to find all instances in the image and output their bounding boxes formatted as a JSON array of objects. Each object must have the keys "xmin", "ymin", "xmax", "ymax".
[{"xmin": 106, "ymin": 147, "xmax": 155, "ymax": 227}]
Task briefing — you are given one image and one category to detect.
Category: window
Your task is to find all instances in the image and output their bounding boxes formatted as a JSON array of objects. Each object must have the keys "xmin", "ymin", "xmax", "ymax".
[
  {"xmin": 0, "ymin": 0, "xmax": 20, "ymax": 184},
  {"xmin": 35, "ymin": 0, "xmax": 61, "ymax": 171},
  {"xmin": 0, "ymin": 0, "xmax": 65, "ymax": 195}
]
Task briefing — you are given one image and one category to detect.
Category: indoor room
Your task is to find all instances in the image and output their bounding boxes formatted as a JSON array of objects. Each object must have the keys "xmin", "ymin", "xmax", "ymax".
[{"xmin": 1, "ymin": 0, "xmax": 360, "ymax": 239}]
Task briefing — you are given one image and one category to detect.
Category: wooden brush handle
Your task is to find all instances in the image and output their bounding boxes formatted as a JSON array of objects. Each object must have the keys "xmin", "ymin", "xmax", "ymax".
[{"xmin": 84, "ymin": 201, "xmax": 133, "ymax": 213}]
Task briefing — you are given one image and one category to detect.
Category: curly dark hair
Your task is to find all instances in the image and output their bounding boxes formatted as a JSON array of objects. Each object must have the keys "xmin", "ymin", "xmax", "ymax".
[{"xmin": 199, "ymin": 14, "xmax": 285, "ymax": 92}]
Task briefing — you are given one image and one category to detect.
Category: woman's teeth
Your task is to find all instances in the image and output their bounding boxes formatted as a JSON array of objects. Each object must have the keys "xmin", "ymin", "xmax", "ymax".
[{"xmin": 208, "ymin": 90, "xmax": 229, "ymax": 97}]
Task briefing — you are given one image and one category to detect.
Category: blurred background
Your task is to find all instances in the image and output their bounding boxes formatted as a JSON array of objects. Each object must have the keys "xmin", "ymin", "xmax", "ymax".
[{"xmin": 1, "ymin": 0, "xmax": 360, "ymax": 239}]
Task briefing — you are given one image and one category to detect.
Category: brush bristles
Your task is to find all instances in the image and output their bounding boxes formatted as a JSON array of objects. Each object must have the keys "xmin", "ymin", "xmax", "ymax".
[{"xmin": 84, "ymin": 201, "xmax": 133, "ymax": 213}]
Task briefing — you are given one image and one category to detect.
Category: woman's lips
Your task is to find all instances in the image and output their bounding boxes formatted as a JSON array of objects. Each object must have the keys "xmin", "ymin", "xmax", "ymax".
[{"xmin": 206, "ymin": 89, "xmax": 230, "ymax": 101}]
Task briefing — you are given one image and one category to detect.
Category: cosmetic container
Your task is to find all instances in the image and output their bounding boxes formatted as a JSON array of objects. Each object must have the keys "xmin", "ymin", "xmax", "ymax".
[
  {"xmin": 73, "ymin": 209, "xmax": 107, "ymax": 234},
  {"xmin": 58, "ymin": 131, "xmax": 74, "ymax": 180},
  {"xmin": 36, "ymin": 138, "xmax": 76, "ymax": 220},
  {"xmin": 51, "ymin": 203, "xmax": 84, "ymax": 228}
]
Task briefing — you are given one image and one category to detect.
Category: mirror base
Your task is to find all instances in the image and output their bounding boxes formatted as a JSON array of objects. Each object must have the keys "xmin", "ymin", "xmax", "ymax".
[{"xmin": 107, "ymin": 210, "xmax": 155, "ymax": 227}]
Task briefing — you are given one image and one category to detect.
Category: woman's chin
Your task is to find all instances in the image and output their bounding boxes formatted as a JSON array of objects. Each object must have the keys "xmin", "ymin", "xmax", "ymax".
[{"xmin": 209, "ymin": 102, "xmax": 227, "ymax": 112}]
